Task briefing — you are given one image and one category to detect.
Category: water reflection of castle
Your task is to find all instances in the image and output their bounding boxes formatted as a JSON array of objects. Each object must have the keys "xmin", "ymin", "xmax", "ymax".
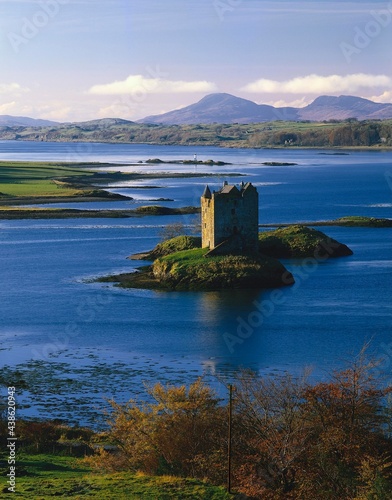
[{"xmin": 195, "ymin": 289, "xmax": 264, "ymax": 372}]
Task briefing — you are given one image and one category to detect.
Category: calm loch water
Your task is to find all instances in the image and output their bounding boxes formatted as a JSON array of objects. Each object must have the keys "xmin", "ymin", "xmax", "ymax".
[{"xmin": 0, "ymin": 141, "xmax": 391, "ymax": 426}]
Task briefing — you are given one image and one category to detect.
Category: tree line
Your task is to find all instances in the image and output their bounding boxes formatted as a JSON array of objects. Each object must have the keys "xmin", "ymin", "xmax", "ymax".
[{"xmin": 247, "ymin": 121, "xmax": 392, "ymax": 148}]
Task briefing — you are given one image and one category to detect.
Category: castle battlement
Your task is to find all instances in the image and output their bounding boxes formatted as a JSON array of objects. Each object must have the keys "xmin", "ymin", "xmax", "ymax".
[{"xmin": 201, "ymin": 181, "xmax": 259, "ymax": 254}]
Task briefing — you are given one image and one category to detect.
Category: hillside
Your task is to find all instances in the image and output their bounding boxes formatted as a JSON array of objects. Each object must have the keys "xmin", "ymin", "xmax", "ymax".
[
  {"xmin": 1, "ymin": 119, "xmax": 391, "ymax": 148},
  {"xmin": 0, "ymin": 115, "xmax": 58, "ymax": 127}
]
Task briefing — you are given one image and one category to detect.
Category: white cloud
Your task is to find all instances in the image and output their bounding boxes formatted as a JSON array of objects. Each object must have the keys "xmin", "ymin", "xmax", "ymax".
[
  {"xmin": 261, "ymin": 97, "xmax": 310, "ymax": 108},
  {"xmin": 0, "ymin": 83, "xmax": 29, "ymax": 94},
  {"xmin": 369, "ymin": 90, "xmax": 392, "ymax": 103},
  {"xmin": 0, "ymin": 101, "xmax": 73, "ymax": 121},
  {"xmin": 87, "ymin": 75, "xmax": 218, "ymax": 95},
  {"xmin": 241, "ymin": 74, "xmax": 392, "ymax": 94},
  {"xmin": 39, "ymin": 106, "xmax": 72, "ymax": 121},
  {"xmin": 0, "ymin": 101, "xmax": 17, "ymax": 113}
]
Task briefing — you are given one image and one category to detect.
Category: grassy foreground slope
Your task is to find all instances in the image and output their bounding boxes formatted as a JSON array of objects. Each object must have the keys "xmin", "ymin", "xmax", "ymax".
[{"xmin": 2, "ymin": 454, "xmax": 232, "ymax": 499}]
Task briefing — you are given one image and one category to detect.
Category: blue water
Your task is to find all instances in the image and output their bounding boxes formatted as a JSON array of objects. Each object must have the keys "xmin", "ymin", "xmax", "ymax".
[{"xmin": 0, "ymin": 141, "xmax": 391, "ymax": 426}]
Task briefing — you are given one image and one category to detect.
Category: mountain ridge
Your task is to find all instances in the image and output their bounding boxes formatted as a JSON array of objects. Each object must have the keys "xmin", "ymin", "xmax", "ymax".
[
  {"xmin": 2, "ymin": 94, "xmax": 392, "ymax": 129},
  {"xmin": 139, "ymin": 93, "xmax": 392, "ymax": 124},
  {"xmin": 0, "ymin": 115, "xmax": 59, "ymax": 127}
]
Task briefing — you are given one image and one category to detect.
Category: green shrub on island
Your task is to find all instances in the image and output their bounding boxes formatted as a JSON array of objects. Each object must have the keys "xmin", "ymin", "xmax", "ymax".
[
  {"xmin": 141, "ymin": 235, "xmax": 202, "ymax": 260},
  {"xmin": 152, "ymin": 248, "xmax": 293, "ymax": 290},
  {"xmin": 258, "ymin": 225, "xmax": 353, "ymax": 258}
]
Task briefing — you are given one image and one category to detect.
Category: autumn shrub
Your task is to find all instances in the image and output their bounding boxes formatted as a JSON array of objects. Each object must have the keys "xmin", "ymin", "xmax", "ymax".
[
  {"xmin": 86, "ymin": 379, "xmax": 227, "ymax": 483},
  {"xmin": 86, "ymin": 355, "xmax": 392, "ymax": 499},
  {"xmin": 232, "ymin": 354, "xmax": 392, "ymax": 499},
  {"xmin": 232, "ymin": 371, "xmax": 310, "ymax": 499}
]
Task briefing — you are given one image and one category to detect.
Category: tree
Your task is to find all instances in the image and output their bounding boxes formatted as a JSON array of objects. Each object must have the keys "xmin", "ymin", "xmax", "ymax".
[
  {"xmin": 232, "ymin": 371, "xmax": 310, "ymax": 498},
  {"xmin": 159, "ymin": 222, "xmax": 185, "ymax": 241},
  {"xmin": 298, "ymin": 351, "xmax": 392, "ymax": 499},
  {"xmin": 86, "ymin": 379, "xmax": 227, "ymax": 483}
]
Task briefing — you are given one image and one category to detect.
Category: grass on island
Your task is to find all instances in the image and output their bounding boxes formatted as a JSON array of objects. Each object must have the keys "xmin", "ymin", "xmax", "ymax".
[
  {"xmin": 141, "ymin": 235, "xmax": 202, "ymax": 260},
  {"xmin": 99, "ymin": 248, "xmax": 292, "ymax": 291},
  {"xmin": 100, "ymin": 225, "xmax": 355, "ymax": 292},
  {"xmin": 334, "ymin": 216, "xmax": 392, "ymax": 227},
  {"xmin": 2, "ymin": 453, "xmax": 232, "ymax": 499},
  {"xmin": 0, "ymin": 161, "xmax": 94, "ymax": 198},
  {"xmin": 258, "ymin": 225, "xmax": 353, "ymax": 258},
  {"xmin": 104, "ymin": 242, "xmax": 292, "ymax": 291}
]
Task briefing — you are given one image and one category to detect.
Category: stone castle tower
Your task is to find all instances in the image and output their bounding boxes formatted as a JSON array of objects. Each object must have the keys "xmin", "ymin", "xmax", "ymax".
[{"xmin": 201, "ymin": 181, "xmax": 259, "ymax": 255}]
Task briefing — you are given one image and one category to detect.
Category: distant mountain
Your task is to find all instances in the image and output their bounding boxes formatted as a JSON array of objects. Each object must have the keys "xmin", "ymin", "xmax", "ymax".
[
  {"xmin": 2, "ymin": 95, "xmax": 392, "ymax": 130},
  {"xmin": 298, "ymin": 95, "xmax": 392, "ymax": 121},
  {"xmin": 0, "ymin": 115, "xmax": 59, "ymax": 127},
  {"xmin": 139, "ymin": 93, "xmax": 392, "ymax": 124},
  {"xmin": 140, "ymin": 93, "xmax": 298, "ymax": 124}
]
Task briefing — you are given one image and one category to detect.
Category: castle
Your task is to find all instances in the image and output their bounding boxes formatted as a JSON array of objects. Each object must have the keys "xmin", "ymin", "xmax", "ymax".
[{"xmin": 201, "ymin": 181, "xmax": 259, "ymax": 255}]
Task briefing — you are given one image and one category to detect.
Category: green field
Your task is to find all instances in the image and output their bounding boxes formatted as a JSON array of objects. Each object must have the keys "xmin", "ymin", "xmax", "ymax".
[
  {"xmin": 0, "ymin": 162, "xmax": 93, "ymax": 198},
  {"xmin": 2, "ymin": 454, "xmax": 232, "ymax": 499}
]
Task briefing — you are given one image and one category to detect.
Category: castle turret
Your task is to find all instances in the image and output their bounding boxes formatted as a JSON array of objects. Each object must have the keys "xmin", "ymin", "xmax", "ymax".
[{"xmin": 202, "ymin": 185, "xmax": 212, "ymax": 199}]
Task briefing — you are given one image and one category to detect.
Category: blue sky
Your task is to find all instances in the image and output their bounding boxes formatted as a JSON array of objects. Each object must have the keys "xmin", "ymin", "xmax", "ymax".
[{"xmin": 1, "ymin": 0, "xmax": 392, "ymax": 121}]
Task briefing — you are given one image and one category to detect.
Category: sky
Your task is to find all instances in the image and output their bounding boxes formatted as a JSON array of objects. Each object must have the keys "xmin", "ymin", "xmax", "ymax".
[{"xmin": 1, "ymin": 0, "xmax": 392, "ymax": 122}]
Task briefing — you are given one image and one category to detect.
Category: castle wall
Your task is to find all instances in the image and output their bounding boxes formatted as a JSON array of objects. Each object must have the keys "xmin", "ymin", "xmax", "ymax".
[
  {"xmin": 239, "ymin": 186, "xmax": 259, "ymax": 252},
  {"xmin": 201, "ymin": 196, "xmax": 214, "ymax": 248},
  {"xmin": 201, "ymin": 182, "xmax": 259, "ymax": 253}
]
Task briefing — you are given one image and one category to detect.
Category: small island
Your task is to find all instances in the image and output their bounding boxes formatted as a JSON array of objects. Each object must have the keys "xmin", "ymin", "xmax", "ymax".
[
  {"xmin": 97, "ymin": 183, "xmax": 353, "ymax": 292},
  {"xmin": 258, "ymin": 225, "xmax": 353, "ymax": 258},
  {"xmin": 145, "ymin": 158, "xmax": 231, "ymax": 166},
  {"xmin": 260, "ymin": 216, "xmax": 392, "ymax": 228},
  {"xmin": 100, "ymin": 238, "xmax": 293, "ymax": 291}
]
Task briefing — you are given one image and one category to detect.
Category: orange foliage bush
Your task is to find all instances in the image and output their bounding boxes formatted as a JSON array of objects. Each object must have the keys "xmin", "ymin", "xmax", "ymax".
[{"xmin": 86, "ymin": 353, "xmax": 392, "ymax": 499}]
